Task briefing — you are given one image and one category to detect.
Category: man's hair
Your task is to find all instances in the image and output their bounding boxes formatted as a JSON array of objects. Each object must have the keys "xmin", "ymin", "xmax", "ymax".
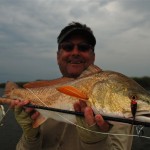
[{"xmin": 57, "ymin": 22, "xmax": 96, "ymax": 47}]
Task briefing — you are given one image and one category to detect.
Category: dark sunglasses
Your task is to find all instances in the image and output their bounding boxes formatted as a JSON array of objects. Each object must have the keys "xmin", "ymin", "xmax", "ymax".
[{"xmin": 59, "ymin": 42, "xmax": 93, "ymax": 52}]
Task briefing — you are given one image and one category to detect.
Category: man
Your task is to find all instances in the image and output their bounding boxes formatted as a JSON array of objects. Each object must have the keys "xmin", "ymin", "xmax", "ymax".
[{"xmin": 11, "ymin": 22, "xmax": 133, "ymax": 150}]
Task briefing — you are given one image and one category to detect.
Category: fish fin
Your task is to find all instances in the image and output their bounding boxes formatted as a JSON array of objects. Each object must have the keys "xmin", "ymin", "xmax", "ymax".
[
  {"xmin": 32, "ymin": 114, "xmax": 47, "ymax": 128},
  {"xmin": 23, "ymin": 77, "xmax": 74, "ymax": 88},
  {"xmin": 79, "ymin": 64, "xmax": 102, "ymax": 78},
  {"xmin": 4, "ymin": 81, "xmax": 19, "ymax": 97},
  {"xmin": 56, "ymin": 85, "xmax": 88, "ymax": 101}
]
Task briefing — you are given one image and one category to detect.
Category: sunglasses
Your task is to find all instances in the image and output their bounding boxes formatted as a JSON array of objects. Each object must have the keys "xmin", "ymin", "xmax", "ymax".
[{"xmin": 59, "ymin": 42, "xmax": 93, "ymax": 52}]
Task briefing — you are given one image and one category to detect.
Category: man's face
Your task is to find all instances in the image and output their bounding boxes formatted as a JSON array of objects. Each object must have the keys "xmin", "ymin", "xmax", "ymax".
[{"xmin": 57, "ymin": 35, "xmax": 95, "ymax": 78}]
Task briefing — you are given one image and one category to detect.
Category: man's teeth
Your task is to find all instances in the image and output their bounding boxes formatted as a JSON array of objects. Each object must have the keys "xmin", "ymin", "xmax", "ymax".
[{"xmin": 69, "ymin": 61, "xmax": 83, "ymax": 64}]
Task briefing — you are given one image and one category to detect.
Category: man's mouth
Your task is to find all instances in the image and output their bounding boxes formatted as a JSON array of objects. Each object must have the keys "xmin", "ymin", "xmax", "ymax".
[{"xmin": 67, "ymin": 60, "xmax": 84, "ymax": 64}]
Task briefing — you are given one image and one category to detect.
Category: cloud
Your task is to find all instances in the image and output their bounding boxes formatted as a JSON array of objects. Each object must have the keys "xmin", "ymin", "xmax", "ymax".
[{"xmin": 0, "ymin": 0, "xmax": 150, "ymax": 82}]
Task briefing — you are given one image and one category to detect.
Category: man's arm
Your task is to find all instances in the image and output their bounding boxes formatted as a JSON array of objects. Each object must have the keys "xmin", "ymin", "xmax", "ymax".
[{"xmin": 11, "ymin": 100, "xmax": 43, "ymax": 150}]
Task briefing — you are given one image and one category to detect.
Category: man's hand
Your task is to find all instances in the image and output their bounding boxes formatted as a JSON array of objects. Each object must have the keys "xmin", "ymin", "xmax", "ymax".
[
  {"xmin": 74, "ymin": 100, "xmax": 111, "ymax": 143},
  {"xmin": 11, "ymin": 100, "xmax": 40, "ymax": 140}
]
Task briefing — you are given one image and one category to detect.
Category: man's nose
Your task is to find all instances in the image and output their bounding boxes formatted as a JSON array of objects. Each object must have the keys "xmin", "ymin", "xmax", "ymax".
[{"xmin": 71, "ymin": 45, "xmax": 80, "ymax": 55}]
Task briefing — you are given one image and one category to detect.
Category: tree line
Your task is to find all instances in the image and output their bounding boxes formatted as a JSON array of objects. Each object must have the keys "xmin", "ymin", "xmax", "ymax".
[{"xmin": 132, "ymin": 76, "xmax": 150, "ymax": 90}]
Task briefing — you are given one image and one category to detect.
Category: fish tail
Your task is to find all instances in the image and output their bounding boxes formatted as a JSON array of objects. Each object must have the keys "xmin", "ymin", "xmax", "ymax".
[
  {"xmin": 4, "ymin": 81, "xmax": 19, "ymax": 97},
  {"xmin": 0, "ymin": 81, "xmax": 18, "ymax": 105}
]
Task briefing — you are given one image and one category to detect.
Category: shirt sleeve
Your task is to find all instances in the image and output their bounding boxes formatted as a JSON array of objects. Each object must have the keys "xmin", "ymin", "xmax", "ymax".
[
  {"xmin": 108, "ymin": 122, "xmax": 133, "ymax": 150},
  {"xmin": 16, "ymin": 133, "xmax": 43, "ymax": 150},
  {"xmin": 79, "ymin": 122, "xmax": 133, "ymax": 150}
]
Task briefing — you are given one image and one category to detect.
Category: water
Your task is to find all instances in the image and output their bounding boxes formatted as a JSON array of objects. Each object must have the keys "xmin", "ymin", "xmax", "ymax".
[
  {"xmin": 0, "ymin": 88, "xmax": 150, "ymax": 150},
  {"xmin": 0, "ymin": 88, "xmax": 22, "ymax": 150}
]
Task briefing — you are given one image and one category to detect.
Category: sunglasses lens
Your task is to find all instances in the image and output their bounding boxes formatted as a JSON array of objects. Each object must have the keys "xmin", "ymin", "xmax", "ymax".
[
  {"xmin": 60, "ymin": 43, "xmax": 92, "ymax": 52},
  {"xmin": 60, "ymin": 43, "xmax": 74, "ymax": 51},
  {"xmin": 78, "ymin": 43, "xmax": 92, "ymax": 52}
]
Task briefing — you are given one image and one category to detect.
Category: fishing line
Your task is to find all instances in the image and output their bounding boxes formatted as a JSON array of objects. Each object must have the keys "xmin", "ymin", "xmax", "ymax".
[
  {"xmin": 26, "ymin": 88, "xmax": 150, "ymax": 139},
  {"xmin": 26, "ymin": 88, "xmax": 49, "ymax": 107},
  {"xmin": 0, "ymin": 105, "xmax": 11, "ymax": 126}
]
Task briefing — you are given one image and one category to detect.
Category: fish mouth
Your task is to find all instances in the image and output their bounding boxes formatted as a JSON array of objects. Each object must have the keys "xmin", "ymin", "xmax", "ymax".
[
  {"xmin": 141, "ymin": 114, "xmax": 150, "ymax": 118},
  {"xmin": 136, "ymin": 111, "xmax": 150, "ymax": 116},
  {"xmin": 124, "ymin": 111, "xmax": 150, "ymax": 123}
]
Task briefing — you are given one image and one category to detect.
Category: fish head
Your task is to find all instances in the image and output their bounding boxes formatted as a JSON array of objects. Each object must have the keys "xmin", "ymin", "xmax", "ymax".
[{"xmin": 89, "ymin": 72, "xmax": 150, "ymax": 122}]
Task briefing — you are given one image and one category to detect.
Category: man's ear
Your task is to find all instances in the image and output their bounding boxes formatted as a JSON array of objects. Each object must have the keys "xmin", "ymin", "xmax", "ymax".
[
  {"xmin": 92, "ymin": 52, "xmax": 95, "ymax": 63},
  {"xmin": 57, "ymin": 51, "xmax": 60, "ymax": 65}
]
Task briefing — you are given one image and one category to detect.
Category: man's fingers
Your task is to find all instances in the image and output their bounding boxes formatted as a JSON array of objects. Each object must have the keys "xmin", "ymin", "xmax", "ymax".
[
  {"xmin": 73, "ymin": 102, "xmax": 81, "ymax": 112},
  {"xmin": 79, "ymin": 100, "xmax": 87, "ymax": 112},
  {"xmin": 74, "ymin": 100, "xmax": 88, "ymax": 113},
  {"xmin": 31, "ymin": 111, "xmax": 40, "ymax": 120},
  {"xmin": 13, "ymin": 100, "xmax": 31, "ymax": 117},
  {"xmin": 84, "ymin": 107, "xmax": 95, "ymax": 126},
  {"xmin": 25, "ymin": 107, "xmax": 34, "ymax": 113},
  {"xmin": 95, "ymin": 114, "xmax": 110, "ymax": 132},
  {"xmin": 17, "ymin": 100, "xmax": 30, "ymax": 107},
  {"xmin": 74, "ymin": 100, "xmax": 110, "ymax": 132},
  {"xmin": 10, "ymin": 100, "xmax": 20, "ymax": 108}
]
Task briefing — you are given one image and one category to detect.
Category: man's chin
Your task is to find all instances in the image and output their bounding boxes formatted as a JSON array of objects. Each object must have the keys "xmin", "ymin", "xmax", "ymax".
[
  {"xmin": 67, "ymin": 64, "xmax": 85, "ymax": 77},
  {"xmin": 68, "ymin": 70, "xmax": 84, "ymax": 78}
]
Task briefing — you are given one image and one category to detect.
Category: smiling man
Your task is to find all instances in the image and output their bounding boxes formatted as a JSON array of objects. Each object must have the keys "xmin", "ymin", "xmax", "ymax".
[
  {"xmin": 57, "ymin": 22, "xmax": 95, "ymax": 78},
  {"xmin": 12, "ymin": 22, "xmax": 133, "ymax": 150}
]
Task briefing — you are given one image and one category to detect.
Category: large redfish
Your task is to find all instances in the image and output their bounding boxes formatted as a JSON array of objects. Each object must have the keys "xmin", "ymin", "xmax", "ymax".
[{"xmin": 0, "ymin": 65, "xmax": 150, "ymax": 128}]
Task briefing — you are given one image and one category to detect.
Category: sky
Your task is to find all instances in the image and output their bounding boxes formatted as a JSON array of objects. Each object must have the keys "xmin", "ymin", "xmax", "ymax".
[{"xmin": 0, "ymin": 0, "xmax": 150, "ymax": 83}]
